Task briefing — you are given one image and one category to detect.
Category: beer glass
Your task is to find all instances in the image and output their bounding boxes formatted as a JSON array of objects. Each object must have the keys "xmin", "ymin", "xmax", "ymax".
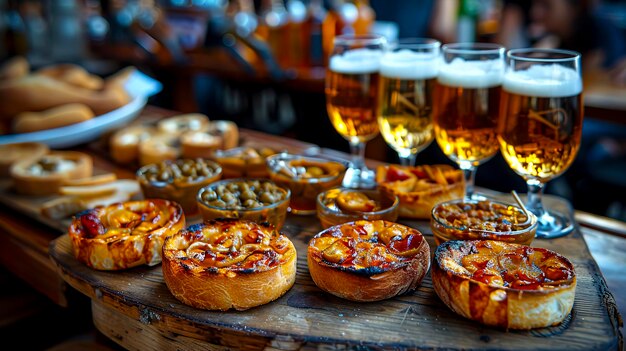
[
  {"xmin": 433, "ymin": 43, "xmax": 505, "ymax": 199},
  {"xmin": 498, "ymin": 49, "xmax": 583, "ymax": 238},
  {"xmin": 377, "ymin": 38, "xmax": 440, "ymax": 166},
  {"xmin": 326, "ymin": 34, "xmax": 385, "ymax": 189}
]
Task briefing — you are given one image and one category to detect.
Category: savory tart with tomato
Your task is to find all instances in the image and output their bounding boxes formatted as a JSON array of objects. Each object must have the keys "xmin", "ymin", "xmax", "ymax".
[
  {"xmin": 68, "ymin": 199, "xmax": 185, "ymax": 270},
  {"xmin": 307, "ymin": 220, "xmax": 430, "ymax": 302},
  {"xmin": 376, "ymin": 164, "xmax": 464, "ymax": 219},
  {"xmin": 162, "ymin": 218, "xmax": 297, "ymax": 311},
  {"xmin": 432, "ymin": 240, "xmax": 576, "ymax": 329}
]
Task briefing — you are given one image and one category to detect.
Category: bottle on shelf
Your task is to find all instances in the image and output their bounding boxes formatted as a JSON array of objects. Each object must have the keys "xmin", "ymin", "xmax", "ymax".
[
  {"xmin": 303, "ymin": 0, "xmax": 326, "ymax": 68},
  {"xmin": 322, "ymin": 0, "xmax": 357, "ymax": 66},
  {"xmin": 351, "ymin": 0, "xmax": 374, "ymax": 35},
  {"xmin": 256, "ymin": 0, "xmax": 290, "ymax": 68},
  {"xmin": 456, "ymin": 0, "xmax": 480, "ymax": 42},
  {"xmin": 285, "ymin": 0, "xmax": 308, "ymax": 68}
]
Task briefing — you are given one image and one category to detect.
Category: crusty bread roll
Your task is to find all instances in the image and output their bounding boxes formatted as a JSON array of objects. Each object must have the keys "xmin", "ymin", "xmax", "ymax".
[
  {"xmin": 11, "ymin": 151, "xmax": 93, "ymax": 195},
  {"xmin": 431, "ymin": 240, "xmax": 576, "ymax": 330},
  {"xmin": 35, "ymin": 63, "xmax": 104, "ymax": 90},
  {"xmin": 12, "ymin": 103, "xmax": 95, "ymax": 133},
  {"xmin": 68, "ymin": 199, "xmax": 185, "ymax": 270},
  {"xmin": 0, "ymin": 142, "xmax": 49, "ymax": 177},
  {"xmin": 0, "ymin": 74, "xmax": 130, "ymax": 121},
  {"xmin": 0, "ymin": 56, "xmax": 29, "ymax": 81},
  {"xmin": 162, "ymin": 218, "xmax": 297, "ymax": 311},
  {"xmin": 307, "ymin": 220, "xmax": 430, "ymax": 302}
]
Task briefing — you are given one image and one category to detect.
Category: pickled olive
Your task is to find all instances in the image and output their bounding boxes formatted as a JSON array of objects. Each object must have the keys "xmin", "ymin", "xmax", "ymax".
[
  {"xmin": 201, "ymin": 180, "xmax": 287, "ymax": 209},
  {"xmin": 141, "ymin": 159, "xmax": 220, "ymax": 183}
]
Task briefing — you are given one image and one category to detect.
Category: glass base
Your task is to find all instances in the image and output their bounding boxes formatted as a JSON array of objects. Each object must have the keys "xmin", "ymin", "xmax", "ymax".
[
  {"xmin": 342, "ymin": 167, "xmax": 376, "ymax": 189},
  {"xmin": 535, "ymin": 209, "xmax": 575, "ymax": 239}
]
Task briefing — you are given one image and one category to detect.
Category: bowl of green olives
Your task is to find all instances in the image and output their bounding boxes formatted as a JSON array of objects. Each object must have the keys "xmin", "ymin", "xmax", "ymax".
[
  {"xmin": 136, "ymin": 158, "xmax": 222, "ymax": 215},
  {"xmin": 196, "ymin": 178, "xmax": 290, "ymax": 230}
]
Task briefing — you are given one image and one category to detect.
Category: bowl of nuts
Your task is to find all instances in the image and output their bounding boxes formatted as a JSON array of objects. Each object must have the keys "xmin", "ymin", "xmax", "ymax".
[
  {"xmin": 196, "ymin": 178, "xmax": 290, "ymax": 230},
  {"xmin": 266, "ymin": 153, "xmax": 348, "ymax": 215},
  {"xmin": 136, "ymin": 158, "xmax": 222, "ymax": 215}
]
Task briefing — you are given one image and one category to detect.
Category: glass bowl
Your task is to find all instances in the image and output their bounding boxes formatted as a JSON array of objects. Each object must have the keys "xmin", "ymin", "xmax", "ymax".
[
  {"xmin": 316, "ymin": 187, "xmax": 399, "ymax": 229},
  {"xmin": 430, "ymin": 198, "xmax": 538, "ymax": 246},
  {"xmin": 266, "ymin": 153, "xmax": 349, "ymax": 215},
  {"xmin": 209, "ymin": 146, "xmax": 279, "ymax": 178},
  {"xmin": 136, "ymin": 159, "xmax": 222, "ymax": 215},
  {"xmin": 196, "ymin": 178, "xmax": 290, "ymax": 230}
]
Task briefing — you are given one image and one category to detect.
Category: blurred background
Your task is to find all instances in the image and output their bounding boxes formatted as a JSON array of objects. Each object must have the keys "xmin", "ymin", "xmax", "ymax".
[{"xmin": 1, "ymin": 0, "xmax": 625, "ymax": 223}]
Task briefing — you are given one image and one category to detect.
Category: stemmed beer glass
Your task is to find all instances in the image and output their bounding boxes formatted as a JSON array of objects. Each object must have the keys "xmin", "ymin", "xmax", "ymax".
[
  {"xmin": 433, "ymin": 43, "xmax": 505, "ymax": 199},
  {"xmin": 325, "ymin": 34, "xmax": 386, "ymax": 189},
  {"xmin": 498, "ymin": 49, "xmax": 583, "ymax": 238},
  {"xmin": 377, "ymin": 38, "xmax": 441, "ymax": 166}
]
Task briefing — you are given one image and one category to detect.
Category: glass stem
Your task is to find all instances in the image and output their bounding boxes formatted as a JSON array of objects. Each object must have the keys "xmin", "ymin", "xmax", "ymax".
[
  {"xmin": 526, "ymin": 178, "xmax": 546, "ymax": 219},
  {"xmin": 459, "ymin": 161, "xmax": 476, "ymax": 200},
  {"xmin": 349, "ymin": 140, "xmax": 367, "ymax": 171},
  {"xmin": 398, "ymin": 151, "xmax": 417, "ymax": 167}
]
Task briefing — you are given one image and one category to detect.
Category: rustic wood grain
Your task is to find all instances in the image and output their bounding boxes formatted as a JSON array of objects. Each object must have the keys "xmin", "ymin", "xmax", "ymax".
[{"xmin": 49, "ymin": 211, "xmax": 623, "ymax": 350}]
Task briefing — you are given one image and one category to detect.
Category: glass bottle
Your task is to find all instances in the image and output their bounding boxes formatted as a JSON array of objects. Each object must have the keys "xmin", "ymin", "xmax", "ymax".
[
  {"xmin": 303, "ymin": 0, "xmax": 326, "ymax": 67},
  {"xmin": 351, "ymin": 0, "xmax": 374, "ymax": 35},
  {"xmin": 257, "ymin": 0, "xmax": 289, "ymax": 67}
]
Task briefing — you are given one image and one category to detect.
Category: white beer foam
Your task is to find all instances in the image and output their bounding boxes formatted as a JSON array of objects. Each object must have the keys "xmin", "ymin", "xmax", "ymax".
[
  {"xmin": 437, "ymin": 57, "xmax": 504, "ymax": 88},
  {"xmin": 503, "ymin": 64, "xmax": 582, "ymax": 97},
  {"xmin": 329, "ymin": 48, "xmax": 382, "ymax": 74},
  {"xmin": 380, "ymin": 50, "xmax": 439, "ymax": 79}
]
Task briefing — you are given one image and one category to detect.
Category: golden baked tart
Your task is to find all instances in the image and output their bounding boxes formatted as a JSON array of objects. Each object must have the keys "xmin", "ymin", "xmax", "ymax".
[
  {"xmin": 11, "ymin": 151, "xmax": 93, "ymax": 195},
  {"xmin": 307, "ymin": 220, "xmax": 430, "ymax": 302},
  {"xmin": 109, "ymin": 124, "xmax": 155, "ymax": 165},
  {"xmin": 157, "ymin": 113, "xmax": 210, "ymax": 135},
  {"xmin": 0, "ymin": 142, "xmax": 49, "ymax": 177},
  {"xmin": 68, "ymin": 199, "xmax": 185, "ymax": 270},
  {"xmin": 162, "ymin": 218, "xmax": 297, "ymax": 311},
  {"xmin": 432, "ymin": 240, "xmax": 576, "ymax": 330},
  {"xmin": 376, "ymin": 164, "xmax": 464, "ymax": 219}
]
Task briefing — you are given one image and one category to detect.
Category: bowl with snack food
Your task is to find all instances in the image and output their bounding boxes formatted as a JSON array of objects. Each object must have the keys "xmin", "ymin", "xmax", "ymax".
[
  {"xmin": 266, "ymin": 153, "xmax": 348, "ymax": 215},
  {"xmin": 136, "ymin": 158, "xmax": 222, "ymax": 215},
  {"xmin": 196, "ymin": 178, "xmax": 290, "ymax": 230},
  {"xmin": 210, "ymin": 146, "xmax": 280, "ymax": 178},
  {"xmin": 430, "ymin": 197, "xmax": 538, "ymax": 246},
  {"xmin": 316, "ymin": 187, "xmax": 399, "ymax": 229}
]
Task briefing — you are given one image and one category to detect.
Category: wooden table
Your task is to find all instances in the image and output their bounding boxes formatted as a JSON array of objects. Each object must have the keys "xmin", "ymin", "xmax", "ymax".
[{"xmin": 0, "ymin": 106, "xmax": 624, "ymax": 350}]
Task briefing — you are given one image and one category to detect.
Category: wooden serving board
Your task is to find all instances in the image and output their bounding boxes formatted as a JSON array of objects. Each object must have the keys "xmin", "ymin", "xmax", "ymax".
[{"xmin": 49, "ymin": 213, "xmax": 622, "ymax": 350}]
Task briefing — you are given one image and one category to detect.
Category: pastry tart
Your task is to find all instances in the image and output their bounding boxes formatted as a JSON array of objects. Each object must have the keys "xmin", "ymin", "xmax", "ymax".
[
  {"xmin": 68, "ymin": 199, "xmax": 185, "ymax": 270},
  {"xmin": 376, "ymin": 164, "xmax": 464, "ymax": 219},
  {"xmin": 157, "ymin": 113, "xmax": 210, "ymax": 135},
  {"xmin": 432, "ymin": 240, "xmax": 576, "ymax": 330},
  {"xmin": 180, "ymin": 131, "xmax": 223, "ymax": 159},
  {"xmin": 162, "ymin": 218, "xmax": 297, "ymax": 311},
  {"xmin": 0, "ymin": 142, "xmax": 49, "ymax": 177},
  {"xmin": 138, "ymin": 134, "xmax": 180, "ymax": 166},
  {"xmin": 307, "ymin": 220, "xmax": 430, "ymax": 302},
  {"xmin": 11, "ymin": 151, "xmax": 93, "ymax": 195},
  {"xmin": 109, "ymin": 124, "xmax": 156, "ymax": 165}
]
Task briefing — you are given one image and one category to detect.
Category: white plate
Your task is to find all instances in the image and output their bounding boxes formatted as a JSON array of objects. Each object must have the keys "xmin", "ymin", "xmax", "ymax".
[
  {"xmin": 0, "ymin": 69, "xmax": 162, "ymax": 149},
  {"xmin": 0, "ymin": 95, "xmax": 148, "ymax": 149}
]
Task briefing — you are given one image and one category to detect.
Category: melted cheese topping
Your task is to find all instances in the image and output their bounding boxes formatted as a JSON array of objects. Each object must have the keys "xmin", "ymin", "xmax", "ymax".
[
  {"xmin": 309, "ymin": 220, "xmax": 424, "ymax": 272},
  {"xmin": 448, "ymin": 241, "xmax": 574, "ymax": 290},
  {"xmin": 174, "ymin": 220, "xmax": 291, "ymax": 272}
]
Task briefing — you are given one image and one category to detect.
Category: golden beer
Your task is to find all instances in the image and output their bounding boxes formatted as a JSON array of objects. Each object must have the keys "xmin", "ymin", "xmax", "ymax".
[
  {"xmin": 325, "ymin": 52, "xmax": 381, "ymax": 143},
  {"xmin": 498, "ymin": 68, "xmax": 583, "ymax": 182},
  {"xmin": 377, "ymin": 61, "xmax": 437, "ymax": 156},
  {"xmin": 433, "ymin": 66, "xmax": 503, "ymax": 165}
]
